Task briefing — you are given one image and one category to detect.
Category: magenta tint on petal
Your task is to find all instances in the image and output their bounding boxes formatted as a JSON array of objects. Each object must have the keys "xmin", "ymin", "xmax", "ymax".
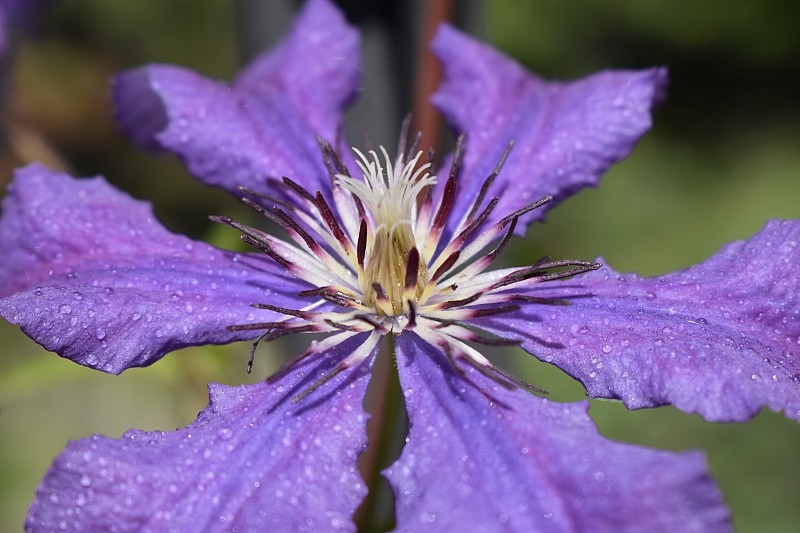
[
  {"xmin": 0, "ymin": 164, "xmax": 308, "ymax": 373},
  {"xmin": 481, "ymin": 219, "xmax": 800, "ymax": 423},
  {"xmin": 113, "ymin": 0, "xmax": 359, "ymax": 197},
  {"xmin": 0, "ymin": 8, "xmax": 6, "ymax": 57},
  {"xmin": 431, "ymin": 25, "xmax": 666, "ymax": 235},
  {"xmin": 387, "ymin": 334, "xmax": 730, "ymax": 532},
  {"xmin": 26, "ymin": 336, "xmax": 376, "ymax": 533}
]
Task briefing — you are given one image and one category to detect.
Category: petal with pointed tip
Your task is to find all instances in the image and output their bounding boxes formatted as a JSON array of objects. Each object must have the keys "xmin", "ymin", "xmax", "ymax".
[
  {"xmin": 480, "ymin": 220, "xmax": 800, "ymax": 422},
  {"xmin": 113, "ymin": 0, "xmax": 360, "ymax": 197},
  {"xmin": 431, "ymin": 24, "xmax": 666, "ymax": 236},
  {"xmin": 0, "ymin": 164, "xmax": 308, "ymax": 373},
  {"xmin": 26, "ymin": 336, "xmax": 376, "ymax": 532},
  {"xmin": 387, "ymin": 333, "xmax": 730, "ymax": 532}
]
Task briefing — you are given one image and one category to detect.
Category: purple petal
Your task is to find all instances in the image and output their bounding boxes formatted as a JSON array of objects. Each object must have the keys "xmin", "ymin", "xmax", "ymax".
[
  {"xmin": 481, "ymin": 219, "xmax": 800, "ymax": 422},
  {"xmin": 113, "ymin": 0, "xmax": 359, "ymax": 197},
  {"xmin": 26, "ymin": 336, "xmax": 375, "ymax": 532},
  {"xmin": 387, "ymin": 333, "xmax": 730, "ymax": 532},
  {"xmin": 1, "ymin": 0, "xmax": 50, "ymax": 57},
  {"xmin": 431, "ymin": 24, "xmax": 666, "ymax": 235},
  {"xmin": 0, "ymin": 164, "xmax": 308, "ymax": 373},
  {"xmin": 0, "ymin": 9, "xmax": 6, "ymax": 57}
]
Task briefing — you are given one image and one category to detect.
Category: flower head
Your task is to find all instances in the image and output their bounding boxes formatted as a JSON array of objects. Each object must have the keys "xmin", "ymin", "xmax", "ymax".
[
  {"xmin": 214, "ymin": 133, "xmax": 601, "ymax": 404},
  {"xmin": 2, "ymin": 0, "xmax": 798, "ymax": 530}
]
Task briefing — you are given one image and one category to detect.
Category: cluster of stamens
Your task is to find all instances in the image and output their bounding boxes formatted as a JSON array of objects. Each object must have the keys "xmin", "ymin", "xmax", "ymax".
[{"xmin": 215, "ymin": 124, "xmax": 600, "ymax": 401}]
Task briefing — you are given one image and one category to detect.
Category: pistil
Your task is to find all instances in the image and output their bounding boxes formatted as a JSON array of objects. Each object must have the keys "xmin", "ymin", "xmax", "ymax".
[{"xmin": 361, "ymin": 223, "xmax": 427, "ymax": 315}]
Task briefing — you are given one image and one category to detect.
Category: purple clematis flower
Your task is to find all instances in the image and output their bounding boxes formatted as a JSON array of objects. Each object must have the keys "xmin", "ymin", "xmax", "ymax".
[{"xmin": 2, "ymin": 0, "xmax": 797, "ymax": 530}]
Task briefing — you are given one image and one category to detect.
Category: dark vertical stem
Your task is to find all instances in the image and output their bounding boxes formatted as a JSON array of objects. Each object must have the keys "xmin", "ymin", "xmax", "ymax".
[
  {"xmin": 411, "ymin": 0, "xmax": 453, "ymax": 151},
  {"xmin": 355, "ymin": 336, "xmax": 407, "ymax": 532},
  {"xmin": 354, "ymin": 3, "xmax": 454, "ymax": 531}
]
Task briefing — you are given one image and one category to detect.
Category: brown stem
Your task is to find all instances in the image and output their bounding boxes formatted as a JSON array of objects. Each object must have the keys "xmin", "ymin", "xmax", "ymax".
[
  {"xmin": 354, "ymin": 337, "xmax": 407, "ymax": 532},
  {"xmin": 411, "ymin": 0, "xmax": 454, "ymax": 151}
]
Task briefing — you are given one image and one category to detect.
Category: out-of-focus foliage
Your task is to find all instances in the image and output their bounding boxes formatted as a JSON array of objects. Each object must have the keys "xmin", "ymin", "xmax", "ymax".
[{"xmin": 1, "ymin": 1, "xmax": 798, "ymax": 531}]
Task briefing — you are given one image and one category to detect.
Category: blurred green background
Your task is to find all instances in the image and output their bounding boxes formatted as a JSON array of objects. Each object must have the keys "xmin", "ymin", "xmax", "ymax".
[{"xmin": 1, "ymin": 0, "xmax": 799, "ymax": 531}]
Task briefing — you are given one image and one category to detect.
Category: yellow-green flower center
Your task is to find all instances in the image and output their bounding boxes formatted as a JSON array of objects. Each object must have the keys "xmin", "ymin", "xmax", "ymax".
[{"xmin": 337, "ymin": 147, "xmax": 435, "ymax": 315}]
